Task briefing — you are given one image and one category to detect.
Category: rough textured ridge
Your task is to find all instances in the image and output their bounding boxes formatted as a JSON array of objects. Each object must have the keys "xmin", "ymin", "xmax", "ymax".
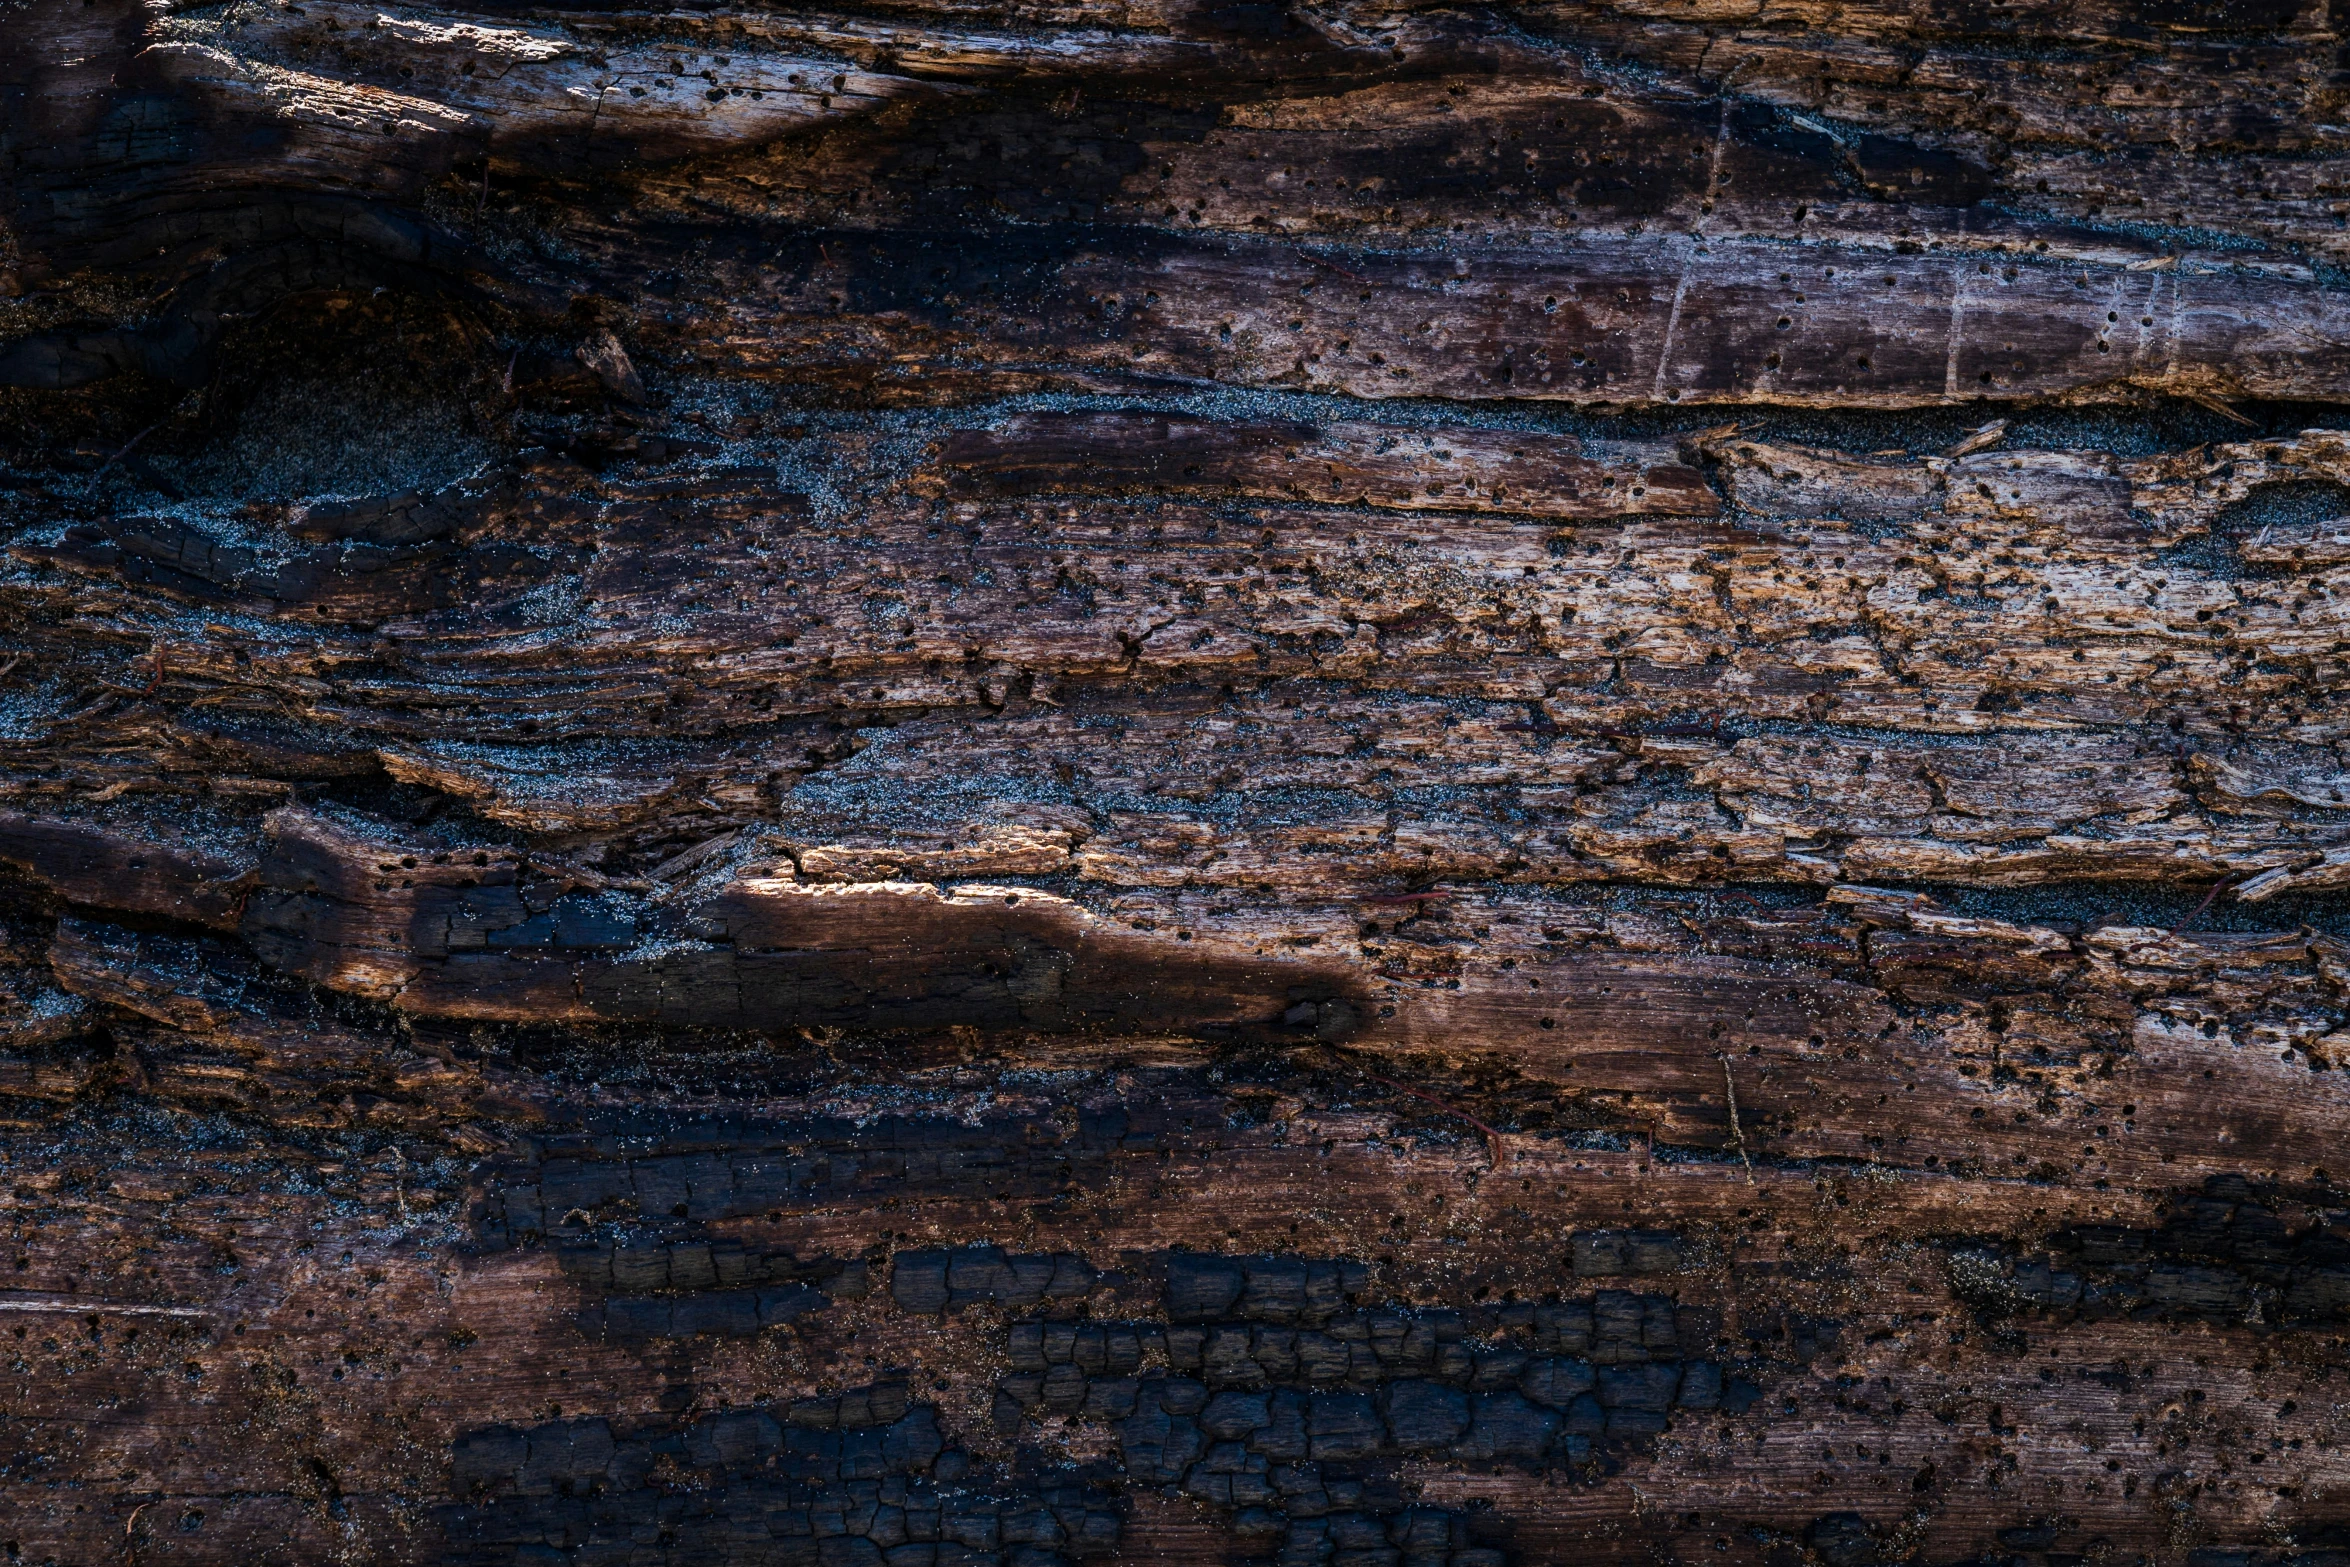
[{"xmin": 2, "ymin": 0, "xmax": 2349, "ymax": 1564}]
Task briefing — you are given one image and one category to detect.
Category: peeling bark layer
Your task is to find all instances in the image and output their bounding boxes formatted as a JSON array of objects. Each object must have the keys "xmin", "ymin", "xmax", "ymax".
[{"xmin": 3, "ymin": 2, "xmax": 2350, "ymax": 1565}]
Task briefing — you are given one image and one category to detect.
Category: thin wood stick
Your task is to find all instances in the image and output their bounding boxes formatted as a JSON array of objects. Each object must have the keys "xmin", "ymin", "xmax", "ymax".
[
  {"xmin": 2170, "ymin": 875, "xmax": 2236, "ymax": 936},
  {"xmin": 96, "ymin": 419, "xmax": 162, "ymax": 475},
  {"xmin": 1720, "ymin": 1054, "xmax": 1754, "ymax": 1183},
  {"xmin": 0, "ymin": 1292, "xmax": 202, "ymax": 1317},
  {"xmin": 2185, "ymin": 391, "xmax": 2255, "ymax": 427}
]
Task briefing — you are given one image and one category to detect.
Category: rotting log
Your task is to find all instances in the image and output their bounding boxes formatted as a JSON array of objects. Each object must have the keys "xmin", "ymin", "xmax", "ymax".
[{"xmin": 2, "ymin": 1, "xmax": 2350, "ymax": 1563}]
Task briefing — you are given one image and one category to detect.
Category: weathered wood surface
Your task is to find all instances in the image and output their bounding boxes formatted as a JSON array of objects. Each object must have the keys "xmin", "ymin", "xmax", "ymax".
[{"xmin": 4, "ymin": 1, "xmax": 2350, "ymax": 1564}]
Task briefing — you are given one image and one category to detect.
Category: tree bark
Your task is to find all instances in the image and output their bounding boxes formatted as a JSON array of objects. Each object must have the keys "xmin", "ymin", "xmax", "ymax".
[{"xmin": 3, "ymin": 2, "xmax": 2349, "ymax": 1564}]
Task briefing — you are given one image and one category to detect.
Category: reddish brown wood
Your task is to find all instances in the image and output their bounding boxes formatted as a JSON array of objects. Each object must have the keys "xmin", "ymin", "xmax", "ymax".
[{"xmin": 2, "ymin": 2, "xmax": 2349, "ymax": 1564}]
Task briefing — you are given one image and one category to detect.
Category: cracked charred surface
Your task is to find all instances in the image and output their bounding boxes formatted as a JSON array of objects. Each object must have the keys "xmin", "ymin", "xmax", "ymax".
[{"xmin": 5, "ymin": 1, "xmax": 2350, "ymax": 1565}]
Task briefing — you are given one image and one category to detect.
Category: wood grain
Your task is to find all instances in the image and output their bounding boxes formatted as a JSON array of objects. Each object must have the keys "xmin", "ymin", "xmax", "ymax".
[{"xmin": 2, "ymin": 1, "xmax": 2349, "ymax": 1563}]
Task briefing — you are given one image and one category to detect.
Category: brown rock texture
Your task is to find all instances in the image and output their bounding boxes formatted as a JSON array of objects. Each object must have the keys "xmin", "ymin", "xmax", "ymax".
[{"xmin": 3, "ymin": 1, "xmax": 2350, "ymax": 1564}]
